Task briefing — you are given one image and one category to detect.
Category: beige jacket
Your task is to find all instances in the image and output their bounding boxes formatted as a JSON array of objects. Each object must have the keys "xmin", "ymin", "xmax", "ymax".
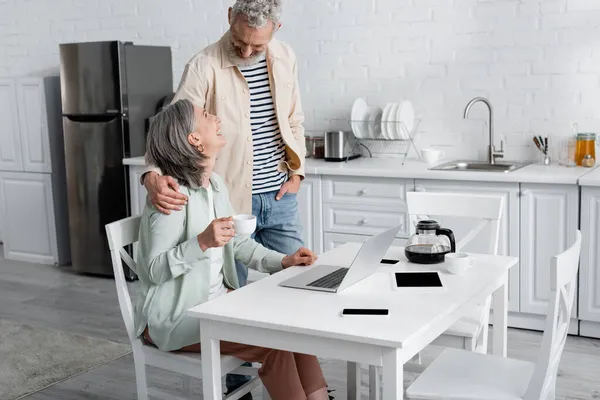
[{"xmin": 144, "ymin": 34, "xmax": 306, "ymax": 214}]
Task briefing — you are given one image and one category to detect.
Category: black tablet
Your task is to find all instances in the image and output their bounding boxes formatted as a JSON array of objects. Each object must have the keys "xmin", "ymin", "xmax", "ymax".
[{"xmin": 394, "ymin": 272, "xmax": 443, "ymax": 288}]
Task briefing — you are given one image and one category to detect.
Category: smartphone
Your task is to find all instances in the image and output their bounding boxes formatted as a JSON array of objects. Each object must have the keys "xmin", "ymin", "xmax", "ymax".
[
  {"xmin": 381, "ymin": 259, "xmax": 399, "ymax": 265},
  {"xmin": 341, "ymin": 308, "xmax": 389, "ymax": 316}
]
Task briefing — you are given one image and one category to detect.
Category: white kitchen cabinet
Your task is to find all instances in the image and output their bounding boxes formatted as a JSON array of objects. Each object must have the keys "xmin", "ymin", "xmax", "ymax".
[
  {"xmin": 580, "ymin": 187, "xmax": 600, "ymax": 335},
  {"xmin": 297, "ymin": 175, "xmax": 323, "ymax": 254},
  {"xmin": 321, "ymin": 175, "xmax": 411, "ymax": 243},
  {"xmin": 324, "ymin": 232, "xmax": 407, "ymax": 252},
  {"xmin": 0, "ymin": 172, "xmax": 58, "ymax": 264},
  {"xmin": 322, "ymin": 175, "xmax": 410, "ymax": 208},
  {"xmin": 520, "ymin": 183, "xmax": 578, "ymax": 317},
  {"xmin": 0, "ymin": 79, "xmax": 24, "ymax": 172},
  {"xmin": 414, "ymin": 180, "xmax": 521, "ymax": 312},
  {"xmin": 128, "ymin": 165, "xmax": 148, "ymax": 217},
  {"xmin": 322, "ymin": 202, "xmax": 408, "ymax": 238},
  {"xmin": 16, "ymin": 78, "xmax": 52, "ymax": 173}
]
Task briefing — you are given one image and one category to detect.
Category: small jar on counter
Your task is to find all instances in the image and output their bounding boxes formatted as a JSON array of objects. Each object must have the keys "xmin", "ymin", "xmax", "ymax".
[
  {"xmin": 312, "ymin": 137, "xmax": 324, "ymax": 159},
  {"xmin": 582, "ymin": 154, "xmax": 596, "ymax": 168}
]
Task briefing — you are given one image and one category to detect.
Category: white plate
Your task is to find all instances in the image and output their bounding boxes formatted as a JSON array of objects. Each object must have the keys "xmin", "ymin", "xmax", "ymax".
[
  {"xmin": 351, "ymin": 98, "xmax": 368, "ymax": 139},
  {"xmin": 381, "ymin": 103, "xmax": 394, "ymax": 139},
  {"xmin": 367, "ymin": 106, "xmax": 383, "ymax": 138},
  {"xmin": 394, "ymin": 102, "xmax": 407, "ymax": 140},
  {"xmin": 389, "ymin": 103, "xmax": 401, "ymax": 139},
  {"xmin": 397, "ymin": 100, "xmax": 415, "ymax": 139}
]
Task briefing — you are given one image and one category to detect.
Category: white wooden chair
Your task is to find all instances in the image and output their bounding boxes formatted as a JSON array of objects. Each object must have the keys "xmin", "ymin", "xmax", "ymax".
[
  {"xmin": 406, "ymin": 191, "xmax": 504, "ymax": 353},
  {"xmin": 106, "ymin": 215, "xmax": 265, "ymax": 400},
  {"xmin": 360, "ymin": 192, "xmax": 504, "ymax": 399},
  {"xmin": 406, "ymin": 230, "xmax": 582, "ymax": 400}
]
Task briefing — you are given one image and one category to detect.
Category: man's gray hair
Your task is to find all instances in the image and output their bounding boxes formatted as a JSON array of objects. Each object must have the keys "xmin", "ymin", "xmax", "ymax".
[
  {"xmin": 146, "ymin": 99, "xmax": 207, "ymax": 188},
  {"xmin": 231, "ymin": 0, "xmax": 282, "ymax": 28}
]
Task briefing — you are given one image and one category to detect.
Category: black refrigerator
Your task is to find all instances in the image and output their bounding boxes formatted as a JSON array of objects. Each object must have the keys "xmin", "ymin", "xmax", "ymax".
[{"xmin": 59, "ymin": 41, "xmax": 173, "ymax": 277}]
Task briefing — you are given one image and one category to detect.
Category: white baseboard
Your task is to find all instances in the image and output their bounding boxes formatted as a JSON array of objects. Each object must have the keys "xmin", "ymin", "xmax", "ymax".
[{"xmin": 580, "ymin": 320, "xmax": 600, "ymax": 339}]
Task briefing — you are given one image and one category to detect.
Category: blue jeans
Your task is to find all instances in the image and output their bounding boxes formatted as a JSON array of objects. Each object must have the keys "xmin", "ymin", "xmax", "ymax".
[{"xmin": 225, "ymin": 190, "xmax": 304, "ymax": 394}]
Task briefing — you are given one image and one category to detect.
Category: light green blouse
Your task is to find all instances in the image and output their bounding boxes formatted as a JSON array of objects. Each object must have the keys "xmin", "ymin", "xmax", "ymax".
[{"xmin": 134, "ymin": 173, "xmax": 284, "ymax": 351}]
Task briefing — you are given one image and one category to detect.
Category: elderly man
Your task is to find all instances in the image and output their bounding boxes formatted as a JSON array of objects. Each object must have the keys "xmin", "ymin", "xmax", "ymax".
[{"xmin": 141, "ymin": 1, "xmax": 307, "ymax": 397}]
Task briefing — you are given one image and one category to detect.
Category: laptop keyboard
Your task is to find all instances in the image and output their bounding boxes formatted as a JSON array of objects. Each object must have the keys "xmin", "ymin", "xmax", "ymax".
[{"xmin": 307, "ymin": 267, "xmax": 349, "ymax": 289}]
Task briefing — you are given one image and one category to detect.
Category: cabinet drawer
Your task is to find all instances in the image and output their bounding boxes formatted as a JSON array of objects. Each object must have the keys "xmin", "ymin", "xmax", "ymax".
[
  {"xmin": 322, "ymin": 176, "xmax": 409, "ymax": 208},
  {"xmin": 324, "ymin": 232, "xmax": 407, "ymax": 252},
  {"xmin": 323, "ymin": 203, "xmax": 408, "ymax": 237}
]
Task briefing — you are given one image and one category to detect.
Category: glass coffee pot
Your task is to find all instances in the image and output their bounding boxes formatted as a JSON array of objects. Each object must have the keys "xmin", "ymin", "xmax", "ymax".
[{"xmin": 405, "ymin": 220, "xmax": 456, "ymax": 264}]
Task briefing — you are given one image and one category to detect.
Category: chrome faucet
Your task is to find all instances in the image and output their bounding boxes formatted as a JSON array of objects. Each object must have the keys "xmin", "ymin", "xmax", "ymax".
[{"xmin": 463, "ymin": 97, "xmax": 504, "ymax": 165}]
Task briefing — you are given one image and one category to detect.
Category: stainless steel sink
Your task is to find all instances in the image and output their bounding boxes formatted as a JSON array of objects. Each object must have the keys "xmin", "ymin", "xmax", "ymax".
[{"xmin": 430, "ymin": 160, "xmax": 529, "ymax": 173}]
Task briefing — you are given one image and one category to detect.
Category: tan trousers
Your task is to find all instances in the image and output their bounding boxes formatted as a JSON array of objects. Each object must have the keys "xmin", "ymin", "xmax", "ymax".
[{"xmin": 144, "ymin": 328, "xmax": 327, "ymax": 400}]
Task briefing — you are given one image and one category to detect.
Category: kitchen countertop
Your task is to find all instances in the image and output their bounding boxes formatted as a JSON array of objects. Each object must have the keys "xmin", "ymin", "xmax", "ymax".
[
  {"xmin": 578, "ymin": 163, "xmax": 600, "ymax": 187},
  {"xmin": 123, "ymin": 156, "xmax": 597, "ymax": 185}
]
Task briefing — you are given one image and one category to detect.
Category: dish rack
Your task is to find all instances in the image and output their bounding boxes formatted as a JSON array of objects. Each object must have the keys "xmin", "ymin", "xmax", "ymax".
[{"xmin": 333, "ymin": 116, "xmax": 422, "ymax": 164}]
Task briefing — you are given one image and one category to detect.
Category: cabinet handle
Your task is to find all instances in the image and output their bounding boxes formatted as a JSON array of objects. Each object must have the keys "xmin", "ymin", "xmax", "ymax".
[
  {"xmin": 520, "ymin": 189, "xmax": 529, "ymax": 197},
  {"xmin": 358, "ymin": 219, "xmax": 369, "ymax": 225},
  {"xmin": 359, "ymin": 188, "xmax": 368, "ymax": 195},
  {"xmin": 415, "ymin": 186, "xmax": 426, "ymax": 192}
]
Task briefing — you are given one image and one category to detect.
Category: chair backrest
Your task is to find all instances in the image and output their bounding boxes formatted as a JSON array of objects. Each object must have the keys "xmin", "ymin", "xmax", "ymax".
[
  {"xmin": 406, "ymin": 192, "xmax": 504, "ymax": 255},
  {"xmin": 105, "ymin": 215, "xmax": 142, "ymax": 344},
  {"xmin": 525, "ymin": 230, "xmax": 582, "ymax": 400}
]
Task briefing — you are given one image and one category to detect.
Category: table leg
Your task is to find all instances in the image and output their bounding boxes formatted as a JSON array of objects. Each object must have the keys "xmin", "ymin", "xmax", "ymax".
[
  {"xmin": 492, "ymin": 274, "xmax": 509, "ymax": 357},
  {"xmin": 382, "ymin": 349, "xmax": 403, "ymax": 400},
  {"xmin": 346, "ymin": 362, "xmax": 361, "ymax": 400},
  {"xmin": 200, "ymin": 320, "xmax": 222, "ymax": 400},
  {"xmin": 369, "ymin": 365, "xmax": 380, "ymax": 400}
]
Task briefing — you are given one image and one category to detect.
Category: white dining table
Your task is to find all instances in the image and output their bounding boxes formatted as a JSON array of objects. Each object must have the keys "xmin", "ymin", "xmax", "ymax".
[{"xmin": 187, "ymin": 244, "xmax": 518, "ymax": 400}]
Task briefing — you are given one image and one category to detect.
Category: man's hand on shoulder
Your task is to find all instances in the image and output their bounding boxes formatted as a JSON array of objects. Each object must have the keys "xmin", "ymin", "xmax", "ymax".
[{"xmin": 143, "ymin": 172, "xmax": 188, "ymax": 215}]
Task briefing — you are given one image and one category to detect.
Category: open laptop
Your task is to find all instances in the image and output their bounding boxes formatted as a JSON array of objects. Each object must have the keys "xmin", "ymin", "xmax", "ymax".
[{"xmin": 279, "ymin": 225, "xmax": 402, "ymax": 293}]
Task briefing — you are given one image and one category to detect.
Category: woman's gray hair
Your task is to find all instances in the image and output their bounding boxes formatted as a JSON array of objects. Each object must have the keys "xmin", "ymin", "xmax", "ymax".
[
  {"xmin": 146, "ymin": 99, "xmax": 207, "ymax": 188},
  {"xmin": 231, "ymin": 0, "xmax": 282, "ymax": 28}
]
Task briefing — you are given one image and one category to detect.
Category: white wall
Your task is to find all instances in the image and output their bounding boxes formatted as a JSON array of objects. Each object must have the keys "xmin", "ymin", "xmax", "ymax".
[{"xmin": 2, "ymin": 0, "xmax": 600, "ymax": 160}]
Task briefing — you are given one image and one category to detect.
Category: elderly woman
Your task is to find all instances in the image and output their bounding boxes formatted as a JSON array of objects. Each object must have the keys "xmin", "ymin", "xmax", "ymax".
[{"xmin": 134, "ymin": 99, "xmax": 329, "ymax": 400}]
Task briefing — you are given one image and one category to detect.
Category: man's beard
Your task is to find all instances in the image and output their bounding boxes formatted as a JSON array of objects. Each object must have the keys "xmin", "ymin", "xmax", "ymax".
[{"xmin": 223, "ymin": 30, "xmax": 266, "ymax": 68}]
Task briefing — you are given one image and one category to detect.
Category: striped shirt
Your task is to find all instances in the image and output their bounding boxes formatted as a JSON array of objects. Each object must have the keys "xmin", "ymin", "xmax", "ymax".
[{"xmin": 239, "ymin": 57, "xmax": 287, "ymax": 195}]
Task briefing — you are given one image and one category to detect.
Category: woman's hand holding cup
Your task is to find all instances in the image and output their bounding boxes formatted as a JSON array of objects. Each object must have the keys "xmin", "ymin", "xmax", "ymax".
[{"xmin": 197, "ymin": 217, "xmax": 235, "ymax": 251}]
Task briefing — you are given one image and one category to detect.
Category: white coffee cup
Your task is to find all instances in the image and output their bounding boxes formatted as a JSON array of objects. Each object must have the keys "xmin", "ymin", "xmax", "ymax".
[
  {"xmin": 421, "ymin": 148, "xmax": 445, "ymax": 165},
  {"xmin": 233, "ymin": 214, "xmax": 257, "ymax": 236},
  {"xmin": 444, "ymin": 252, "xmax": 474, "ymax": 275}
]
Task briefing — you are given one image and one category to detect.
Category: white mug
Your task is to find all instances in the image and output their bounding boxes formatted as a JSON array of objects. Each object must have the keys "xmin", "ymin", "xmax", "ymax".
[
  {"xmin": 444, "ymin": 252, "xmax": 474, "ymax": 275},
  {"xmin": 421, "ymin": 148, "xmax": 445, "ymax": 165},
  {"xmin": 233, "ymin": 214, "xmax": 257, "ymax": 236}
]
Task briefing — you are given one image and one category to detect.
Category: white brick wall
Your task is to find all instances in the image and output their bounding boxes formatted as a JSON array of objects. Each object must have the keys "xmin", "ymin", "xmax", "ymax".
[{"xmin": 1, "ymin": 0, "xmax": 600, "ymax": 160}]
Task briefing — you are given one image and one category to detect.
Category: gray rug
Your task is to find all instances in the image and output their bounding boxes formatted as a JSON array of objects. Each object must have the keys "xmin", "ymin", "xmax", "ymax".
[{"xmin": 0, "ymin": 319, "xmax": 132, "ymax": 400}]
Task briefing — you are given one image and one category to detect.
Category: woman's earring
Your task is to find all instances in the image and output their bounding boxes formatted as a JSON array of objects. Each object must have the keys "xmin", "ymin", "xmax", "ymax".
[{"xmin": 198, "ymin": 143, "xmax": 205, "ymax": 153}]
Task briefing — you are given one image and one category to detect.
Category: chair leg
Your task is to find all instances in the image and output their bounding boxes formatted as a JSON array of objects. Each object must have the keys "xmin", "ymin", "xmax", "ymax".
[
  {"xmin": 347, "ymin": 362, "xmax": 361, "ymax": 400},
  {"xmin": 134, "ymin": 358, "xmax": 149, "ymax": 400},
  {"xmin": 368, "ymin": 365, "xmax": 380, "ymax": 400},
  {"xmin": 182, "ymin": 376, "xmax": 192, "ymax": 397},
  {"xmin": 464, "ymin": 337, "xmax": 476, "ymax": 352},
  {"xmin": 476, "ymin": 322, "xmax": 490, "ymax": 354},
  {"xmin": 410, "ymin": 353, "xmax": 421, "ymax": 364}
]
